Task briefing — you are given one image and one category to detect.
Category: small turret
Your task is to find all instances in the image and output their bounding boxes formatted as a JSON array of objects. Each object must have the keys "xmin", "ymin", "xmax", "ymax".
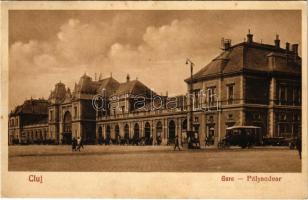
[{"xmin": 247, "ymin": 29, "xmax": 253, "ymax": 43}]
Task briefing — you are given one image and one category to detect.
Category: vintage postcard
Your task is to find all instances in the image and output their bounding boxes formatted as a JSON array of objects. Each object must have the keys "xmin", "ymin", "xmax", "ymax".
[{"xmin": 1, "ymin": 1, "xmax": 307, "ymax": 198}]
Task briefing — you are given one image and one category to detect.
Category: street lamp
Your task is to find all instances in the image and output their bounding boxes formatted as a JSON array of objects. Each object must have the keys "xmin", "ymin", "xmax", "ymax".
[{"xmin": 186, "ymin": 58, "xmax": 199, "ymax": 149}]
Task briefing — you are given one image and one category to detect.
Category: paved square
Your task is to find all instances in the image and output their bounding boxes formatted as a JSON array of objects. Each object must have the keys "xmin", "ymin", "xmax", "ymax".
[{"xmin": 8, "ymin": 145, "xmax": 301, "ymax": 172}]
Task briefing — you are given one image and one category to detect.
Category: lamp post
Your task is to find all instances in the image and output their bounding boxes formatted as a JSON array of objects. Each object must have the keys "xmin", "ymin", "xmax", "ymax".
[{"xmin": 186, "ymin": 58, "xmax": 195, "ymax": 149}]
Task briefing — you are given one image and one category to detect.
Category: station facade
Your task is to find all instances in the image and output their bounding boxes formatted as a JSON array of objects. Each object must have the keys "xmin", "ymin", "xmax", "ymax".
[{"xmin": 8, "ymin": 32, "xmax": 302, "ymax": 145}]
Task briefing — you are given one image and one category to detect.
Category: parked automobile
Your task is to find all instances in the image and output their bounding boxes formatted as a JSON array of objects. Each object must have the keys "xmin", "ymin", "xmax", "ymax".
[{"xmin": 218, "ymin": 126, "xmax": 262, "ymax": 149}]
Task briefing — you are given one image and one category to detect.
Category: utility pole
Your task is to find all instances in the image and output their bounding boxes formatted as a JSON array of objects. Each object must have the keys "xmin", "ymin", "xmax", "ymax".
[{"xmin": 186, "ymin": 58, "xmax": 194, "ymax": 148}]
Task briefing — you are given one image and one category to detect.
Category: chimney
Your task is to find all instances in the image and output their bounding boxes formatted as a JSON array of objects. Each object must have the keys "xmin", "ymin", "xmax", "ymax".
[
  {"xmin": 286, "ymin": 42, "xmax": 290, "ymax": 52},
  {"xmin": 274, "ymin": 34, "xmax": 280, "ymax": 48},
  {"xmin": 247, "ymin": 29, "xmax": 253, "ymax": 43},
  {"xmin": 221, "ymin": 38, "xmax": 232, "ymax": 50},
  {"xmin": 98, "ymin": 72, "xmax": 102, "ymax": 80},
  {"xmin": 292, "ymin": 44, "xmax": 298, "ymax": 55},
  {"xmin": 126, "ymin": 74, "xmax": 130, "ymax": 82}
]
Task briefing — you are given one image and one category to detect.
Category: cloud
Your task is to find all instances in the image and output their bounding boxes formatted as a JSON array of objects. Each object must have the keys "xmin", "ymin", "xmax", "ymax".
[
  {"xmin": 55, "ymin": 19, "xmax": 111, "ymax": 65},
  {"xmin": 9, "ymin": 12, "xmax": 301, "ymax": 110},
  {"xmin": 102, "ymin": 19, "xmax": 221, "ymax": 94},
  {"xmin": 10, "ymin": 18, "xmax": 213, "ymax": 109}
]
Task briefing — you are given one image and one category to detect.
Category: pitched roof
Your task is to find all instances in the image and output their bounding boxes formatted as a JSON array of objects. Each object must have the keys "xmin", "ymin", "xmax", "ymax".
[
  {"xmin": 76, "ymin": 74, "xmax": 97, "ymax": 94},
  {"xmin": 187, "ymin": 41, "xmax": 301, "ymax": 82},
  {"xmin": 10, "ymin": 99, "xmax": 49, "ymax": 116},
  {"xmin": 48, "ymin": 82, "xmax": 67, "ymax": 104},
  {"xmin": 73, "ymin": 75, "xmax": 120, "ymax": 97},
  {"xmin": 112, "ymin": 80, "xmax": 155, "ymax": 97},
  {"xmin": 96, "ymin": 77, "xmax": 120, "ymax": 97}
]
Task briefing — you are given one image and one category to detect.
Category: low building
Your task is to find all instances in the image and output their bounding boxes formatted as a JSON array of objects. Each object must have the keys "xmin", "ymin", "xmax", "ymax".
[{"xmin": 8, "ymin": 98, "xmax": 49, "ymax": 144}]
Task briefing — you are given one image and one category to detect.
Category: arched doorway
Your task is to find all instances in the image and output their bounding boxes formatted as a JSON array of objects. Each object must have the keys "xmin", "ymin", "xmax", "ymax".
[
  {"xmin": 168, "ymin": 120, "xmax": 176, "ymax": 144},
  {"xmin": 124, "ymin": 124, "xmax": 129, "ymax": 144},
  {"xmin": 106, "ymin": 125, "xmax": 111, "ymax": 145},
  {"xmin": 182, "ymin": 119, "xmax": 188, "ymax": 142},
  {"xmin": 133, "ymin": 123, "xmax": 139, "ymax": 145},
  {"xmin": 115, "ymin": 124, "xmax": 120, "ymax": 144},
  {"xmin": 144, "ymin": 122, "xmax": 152, "ymax": 145},
  {"xmin": 98, "ymin": 126, "xmax": 103, "ymax": 145},
  {"xmin": 63, "ymin": 111, "xmax": 72, "ymax": 144},
  {"xmin": 156, "ymin": 121, "xmax": 163, "ymax": 145}
]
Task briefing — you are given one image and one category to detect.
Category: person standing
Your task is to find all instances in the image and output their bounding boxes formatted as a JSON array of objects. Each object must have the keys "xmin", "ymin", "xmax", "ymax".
[
  {"xmin": 77, "ymin": 137, "xmax": 83, "ymax": 151},
  {"xmin": 296, "ymin": 136, "xmax": 302, "ymax": 159},
  {"xmin": 174, "ymin": 135, "xmax": 181, "ymax": 151}
]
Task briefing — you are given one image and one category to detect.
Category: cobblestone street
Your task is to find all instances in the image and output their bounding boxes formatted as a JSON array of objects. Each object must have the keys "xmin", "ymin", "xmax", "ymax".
[{"xmin": 8, "ymin": 145, "xmax": 301, "ymax": 172}]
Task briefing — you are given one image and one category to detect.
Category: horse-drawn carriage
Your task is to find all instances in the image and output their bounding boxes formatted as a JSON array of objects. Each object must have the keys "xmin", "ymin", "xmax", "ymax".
[{"xmin": 218, "ymin": 126, "xmax": 262, "ymax": 149}]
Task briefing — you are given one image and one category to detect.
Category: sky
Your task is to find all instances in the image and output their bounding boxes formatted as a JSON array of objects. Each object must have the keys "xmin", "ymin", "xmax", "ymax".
[{"xmin": 9, "ymin": 10, "xmax": 301, "ymax": 110}]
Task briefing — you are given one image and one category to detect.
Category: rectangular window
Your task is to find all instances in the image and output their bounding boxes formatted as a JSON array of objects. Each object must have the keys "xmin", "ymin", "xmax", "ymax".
[
  {"xmin": 74, "ymin": 107, "xmax": 77, "ymax": 118},
  {"xmin": 293, "ymin": 86, "xmax": 301, "ymax": 105},
  {"xmin": 207, "ymin": 87, "xmax": 216, "ymax": 107},
  {"xmin": 279, "ymin": 85, "xmax": 287, "ymax": 105},
  {"xmin": 193, "ymin": 89, "xmax": 200, "ymax": 108},
  {"xmin": 227, "ymin": 84, "xmax": 234, "ymax": 104},
  {"xmin": 298, "ymin": 88, "xmax": 301, "ymax": 104},
  {"xmin": 49, "ymin": 110, "xmax": 53, "ymax": 121},
  {"xmin": 121, "ymin": 106, "xmax": 125, "ymax": 115}
]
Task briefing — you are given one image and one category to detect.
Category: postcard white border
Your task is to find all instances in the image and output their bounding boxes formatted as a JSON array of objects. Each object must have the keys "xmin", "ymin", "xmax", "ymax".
[{"xmin": 1, "ymin": 1, "xmax": 307, "ymax": 198}]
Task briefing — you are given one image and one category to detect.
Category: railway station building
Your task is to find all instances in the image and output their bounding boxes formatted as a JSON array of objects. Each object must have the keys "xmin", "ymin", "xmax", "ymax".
[{"xmin": 8, "ymin": 31, "xmax": 302, "ymax": 146}]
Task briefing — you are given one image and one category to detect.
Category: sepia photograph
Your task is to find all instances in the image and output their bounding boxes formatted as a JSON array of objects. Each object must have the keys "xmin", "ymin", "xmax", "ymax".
[
  {"xmin": 8, "ymin": 9, "xmax": 303, "ymax": 172},
  {"xmin": 1, "ymin": 1, "xmax": 307, "ymax": 198}
]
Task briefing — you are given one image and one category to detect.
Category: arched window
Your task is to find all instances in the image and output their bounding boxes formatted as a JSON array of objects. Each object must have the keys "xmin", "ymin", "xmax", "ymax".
[
  {"xmin": 124, "ymin": 124, "xmax": 129, "ymax": 139},
  {"xmin": 144, "ymin": 122, "xmax": 151, "ymax": 145},
  {"xmin": 133, "ymin": 123, "xmax": 139, "ymax": 139},
  {"xmin": 98, "ymin": 126, "xmax": 103, "ymax": 138},
  {"xmin": 115, "ymin": 124, "xmax": 120, "ymax": 137},
  {"xmin": 106, "ymin": 125, "xmax": 111, "ymax": 139},
  {"xmin": 156, "ymin": 121, "xmax": 162, "ymax": 137},
  {"xmin": 168, "ymin": 120, "xmax": 176, "ymax": 144}
]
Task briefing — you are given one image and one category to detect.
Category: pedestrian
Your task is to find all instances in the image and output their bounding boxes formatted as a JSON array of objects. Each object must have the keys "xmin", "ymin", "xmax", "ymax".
[
  {"xmin": 72, "ymin": 137, "xmax": 76, "ymax": 151},
  {"xmin": 174, "ymin": 135, "xmax": 181, "ymax": 151},
  {"xmin": 76, "ymin": 137, "xmax": 84, "ymax": 151},
  {"xmin": 296, "ymin": 136, "xmax": 302, "ymax": 159}
]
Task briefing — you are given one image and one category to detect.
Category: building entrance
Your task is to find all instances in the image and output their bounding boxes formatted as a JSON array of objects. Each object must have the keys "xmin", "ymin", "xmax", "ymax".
[{"xmin": 62, "ymin": 111, "xmax": 72, "ymax": 144}]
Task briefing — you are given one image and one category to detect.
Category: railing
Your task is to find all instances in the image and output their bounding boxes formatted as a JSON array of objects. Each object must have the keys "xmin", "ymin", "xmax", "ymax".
[{"xmin": 97, "ymin": 108, "xmax": 187, "ymax": 120}]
